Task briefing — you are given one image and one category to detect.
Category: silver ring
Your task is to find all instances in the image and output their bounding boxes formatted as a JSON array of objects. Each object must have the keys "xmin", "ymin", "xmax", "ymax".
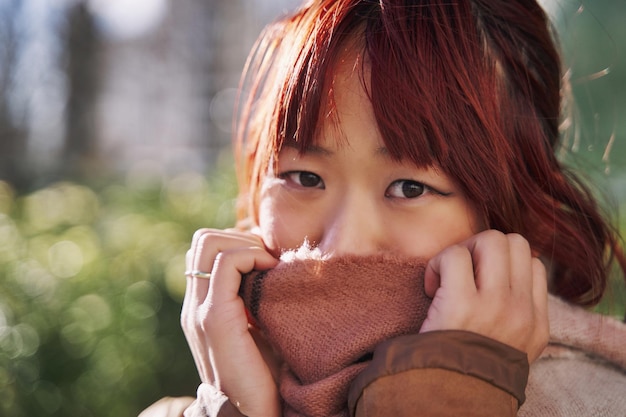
[{"xmin": 185, "ymin": 270, "xmax": 211, "ymax": 279}]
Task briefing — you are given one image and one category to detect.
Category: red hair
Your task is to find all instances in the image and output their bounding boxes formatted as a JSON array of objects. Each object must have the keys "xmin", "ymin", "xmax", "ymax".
[{"xmin": 234, "ymin": 0, "xmax": 624, "ymax": 307}]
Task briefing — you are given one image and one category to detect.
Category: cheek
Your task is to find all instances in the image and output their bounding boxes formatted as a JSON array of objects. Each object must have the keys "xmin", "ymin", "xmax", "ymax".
[
  {"xmin": 258, "ymin": 198, "xmax": 286, "ymax": 255},
  {"xmin": 396, "ymin": 205, "xmax": 482, "ymax": 260},
  {"xmin": 432, "ymin": 207, "xmax": 482, "ymax": 252},
  {"xmin": 258, "ymin": 188, "xmax": 317, "ymax": 255}
]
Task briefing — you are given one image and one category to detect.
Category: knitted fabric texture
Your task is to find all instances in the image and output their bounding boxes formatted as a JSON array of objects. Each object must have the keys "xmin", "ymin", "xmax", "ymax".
[
  {"xmin": 239, "ymin": 249, "xmax": 626, "ymax": 417},
  {"xmin": 239, "ymin": 251, "xmax": 430, "ymax": 417},
  {"xmin": 519, "ymin": 295, "xmax": 626, "ymax": 416}
]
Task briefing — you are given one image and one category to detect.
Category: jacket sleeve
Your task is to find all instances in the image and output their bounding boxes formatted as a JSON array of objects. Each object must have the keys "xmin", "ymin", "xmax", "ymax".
[{"xmin": 348, "ymin": 330, "xmax": 529, "ymax": 417}]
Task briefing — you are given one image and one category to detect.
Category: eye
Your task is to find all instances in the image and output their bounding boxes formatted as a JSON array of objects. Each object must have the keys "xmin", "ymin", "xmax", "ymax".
[
  {"xmin": 280, "ymin": 171, "xmax": 325, "ymax": 189},
  {"xmin": 385, "ymin": 180, "xmax": 428, "ymax": 199}
]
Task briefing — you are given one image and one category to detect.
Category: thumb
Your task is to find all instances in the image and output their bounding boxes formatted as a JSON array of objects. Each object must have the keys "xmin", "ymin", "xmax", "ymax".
[
  {"xmin": 423, "ymin": 245, "xmax": 476, "ymax": 297},
  {"xmin": 424, "ymin": 258, "xmax": 442, "ymax": 298}
]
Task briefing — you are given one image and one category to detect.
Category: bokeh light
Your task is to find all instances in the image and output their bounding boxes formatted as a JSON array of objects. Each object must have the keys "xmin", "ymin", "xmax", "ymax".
[
  {"xmin": 0, "ymin": 182, "xmax": 15, "ymax": 214},
  {"xmin": 22, "ymin": 182, "xmax": 100, "ymax": 234},
  {"xmin": 88, "ymin": 0, "xmax": 169, "ymax": 41}
]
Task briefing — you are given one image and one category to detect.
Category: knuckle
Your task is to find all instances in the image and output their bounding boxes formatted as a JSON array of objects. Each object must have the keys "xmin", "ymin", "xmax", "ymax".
[
  {"xmin": 506, "ymin": 233, "xmax": 530, "ymax": 251},
  {"xmin": 180, "ymin": 312, "xmax": 195, "ymax": 333},
  {"xmin": 474, "ymin": 230, "xmax": 508, "ymax": 253},
  {"xmin": 192, "ymin": 228, "xmax": 213, "ymax": 242},
  {"xmin": 190, "ymin": 312, "xmax": 213, "ymax": 335},
  {"xmin": 181, "ymin": 303, "xmax": 214, "ymax": 333},
  {"xmin": 482, "ymin": 229, "xmax": 504, "ymax": 239},
  {"xmin": 212, "ymin": 251, "xmax": 226, "ymax": 270},
  {"xmin": 196, "ymin": 231, "xmax": 218, "ymax": 250},
  {"xmin": 441, "ymin": 243, "xmax": 469, "ymax": 259},
  {"xmin": 193, "ymin": 229, "xmax": 225, "ymax": 253},
  {"xmin": 199, "ymin": 315, "xmax": 212, "ymax": 333},
  {"xmin": 481, "ymin": 229, "xmax": 506, "ymax": 241},
  {"xmin": 212, "ymin": 250, "xmax": 238, "ymax": 271}
]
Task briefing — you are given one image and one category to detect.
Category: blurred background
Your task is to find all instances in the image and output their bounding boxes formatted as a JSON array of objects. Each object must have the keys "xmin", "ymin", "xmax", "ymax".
[{"xmin": 0, "ymin": 0, "xmax": 624, "ymax": 415}]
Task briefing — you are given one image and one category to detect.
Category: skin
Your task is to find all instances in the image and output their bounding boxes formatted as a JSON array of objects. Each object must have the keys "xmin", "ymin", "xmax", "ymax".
[{"xmin": 181, "ymin": 51, "xmax": 549, "ymax": 417}]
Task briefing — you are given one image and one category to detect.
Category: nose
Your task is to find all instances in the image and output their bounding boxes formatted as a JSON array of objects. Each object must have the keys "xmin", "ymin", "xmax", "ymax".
[{"xmin": 316, "ymin": 192, "xmax": 387, "ymax": 256}]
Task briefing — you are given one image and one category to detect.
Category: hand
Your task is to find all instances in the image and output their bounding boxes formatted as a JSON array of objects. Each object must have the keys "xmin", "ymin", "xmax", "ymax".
[
  {"xmin": 181, "ymin": 228, "xmax": 281, "ymax": 417},
  {"xmin": 420, "ymin": 230, "xmax": 549, "ymax": 363}
]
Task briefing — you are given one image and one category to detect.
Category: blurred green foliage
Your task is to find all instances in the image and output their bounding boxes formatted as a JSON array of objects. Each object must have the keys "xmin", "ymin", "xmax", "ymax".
[{"xmin": 0, "ymin": 164, "xmax": 238, "ymax": 417}]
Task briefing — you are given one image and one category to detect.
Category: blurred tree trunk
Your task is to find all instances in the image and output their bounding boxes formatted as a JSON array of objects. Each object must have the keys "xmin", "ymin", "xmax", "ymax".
[
  {"xmin": 62, "ymin": 2, "xmax": 100, "ymax": 178},
  {"xmin": 183, "ymin": 0, "xmax": 223, "ymax": 168},
  {"xmin": 182, "ymin": 0, "xmax": 232, "ymax": 168},
  {"xmin": 200, "ymin": 0, "xmax": 256, "ymax": 165},
  {"xmin": 0, "ymin": 0, "xmax": 28, "ymax": 189}
]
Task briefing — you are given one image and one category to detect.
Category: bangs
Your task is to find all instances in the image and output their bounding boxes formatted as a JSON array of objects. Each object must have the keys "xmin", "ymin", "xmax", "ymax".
[
  {"xmin": 365, "ymin": 2, "xmax": 503, "ymax": 169},
  {"xmin": 241, "ymin": 0, "xmax": 552, "ymax": 230},
  {"xmin": 276, "ymin": 0, "xmax": 508, "ymax": 177}
]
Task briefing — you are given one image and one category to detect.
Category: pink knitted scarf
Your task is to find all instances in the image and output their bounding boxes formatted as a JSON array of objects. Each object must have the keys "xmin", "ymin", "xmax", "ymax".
[
  {"xmin": 239, "ymin": 251, "xmax": 626, "ymax": 417},
  {"xmin": 239, "ymin": 252, "xmax": 430, "ymax": 417}
]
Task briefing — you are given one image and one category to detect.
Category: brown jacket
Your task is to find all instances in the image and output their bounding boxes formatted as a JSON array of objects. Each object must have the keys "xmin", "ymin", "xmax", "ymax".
[
  {"xmin": 140, "ymin": 296, "xmax": 626, "ymax": 417},
  {"xmin": 140, "ymin": 330, "xmax": 526, "ymax": 417}
]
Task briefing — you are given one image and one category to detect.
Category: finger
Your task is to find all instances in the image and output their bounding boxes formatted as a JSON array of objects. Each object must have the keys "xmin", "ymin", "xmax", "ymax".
[
  {"xmin": 197, "ymin": 248, "xmax": 277, "ymax": 387},
  {"xmin": 182, "ymin": 230, "xmax": 280, "ymax": 391},
  {"xmin": 187, "ymin": 330, "xmax": 214, "ymax": 384},
  {"xmin": 461, "ymin": 230, "xmax": 512, "ymax": 292},
  {"xmin": 182, "ymin": 249, "xmax": 205, "ymax": 324},
  {"xmin": 530, "ymin": 257, "xmax": 549, "ymax": 361},
  {"xmin": 182, "ymin": 230, "xmax": 266, "ymax": 384},
  {"xmin": 208, "ymin": 246, "xmax": 279, "ymax": 304},
  {"xmin": 190, "ymin": 229, "xmax": 263, "ymax": 272},
  {"xmin": 192, "ymin": 227, "xmax": 263, "ymax": 244},
  {"xmin": 532, "ymin": 258, "xmax": 548, "ymax": 309},
  {"xmin": 187, "ymin": 230, "xmax": 266, "ymax": 305},
  {"xmin": 424, "ymin": 244, "xmax": 476, "ymax": 298},
  {"xmin": 182, "ymin": 248, "xmax": 195, "ymax": 307},
  {"xmin": 507, "ymin": 233, "xmax": 533, "ymax": 297},
  {"xmin": 181, "ymin": 292, "xmax": 214, "ymax": 383}
]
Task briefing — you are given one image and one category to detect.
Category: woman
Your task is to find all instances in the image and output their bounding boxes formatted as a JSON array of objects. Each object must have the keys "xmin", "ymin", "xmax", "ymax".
[{"xmin": 142, "ymin": 1, "xmax": 626, "ymax": 416}]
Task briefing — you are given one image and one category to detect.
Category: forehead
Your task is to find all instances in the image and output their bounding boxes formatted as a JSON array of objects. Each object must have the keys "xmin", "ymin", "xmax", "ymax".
[{"xmin": 308, "ymin": 47, "xmax": 376, "ymax": 150}]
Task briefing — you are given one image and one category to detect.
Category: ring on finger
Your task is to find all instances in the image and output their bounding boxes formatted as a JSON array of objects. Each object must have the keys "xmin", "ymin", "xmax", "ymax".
[{"xmin": 185, "ymin": 270, "xmax": 211, "ymax": 279}]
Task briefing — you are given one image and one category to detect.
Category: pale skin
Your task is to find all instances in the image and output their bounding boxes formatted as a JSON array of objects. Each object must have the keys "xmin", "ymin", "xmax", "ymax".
[{"xmin": 181, "ymin": 52, "xmax": 549, "ymax": 417}]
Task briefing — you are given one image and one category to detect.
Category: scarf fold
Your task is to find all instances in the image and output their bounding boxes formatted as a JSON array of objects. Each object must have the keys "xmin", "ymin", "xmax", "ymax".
[{"xmin": 240, "ymin": 252, "xmax": 430, "ymax": 417}]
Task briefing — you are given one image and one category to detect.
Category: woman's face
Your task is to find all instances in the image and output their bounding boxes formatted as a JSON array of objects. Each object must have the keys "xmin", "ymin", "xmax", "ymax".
[{"xmin": 258, "ymin": 52, "xmax": 484, "ymax": 259}]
